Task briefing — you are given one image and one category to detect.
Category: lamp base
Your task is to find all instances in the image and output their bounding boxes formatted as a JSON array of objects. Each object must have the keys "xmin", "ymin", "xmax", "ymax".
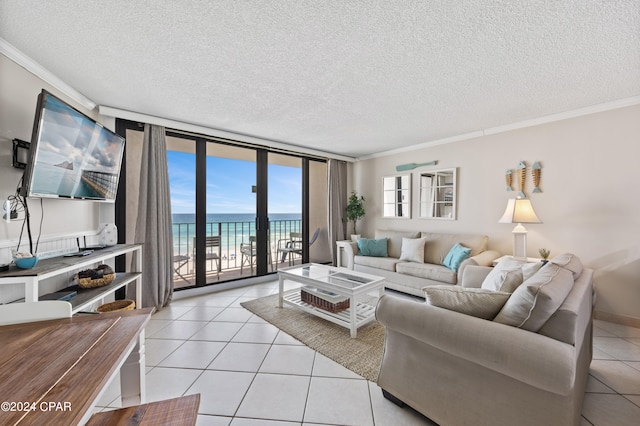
[{"xmin": 512, "ymin": 224, "xmax": 528, "ymax": 260}]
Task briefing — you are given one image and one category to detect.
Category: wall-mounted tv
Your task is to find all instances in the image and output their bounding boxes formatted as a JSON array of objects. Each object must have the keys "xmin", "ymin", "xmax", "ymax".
[{"xmin": 21, "ymin": 90, "xmax": 125, "ymax": 202}]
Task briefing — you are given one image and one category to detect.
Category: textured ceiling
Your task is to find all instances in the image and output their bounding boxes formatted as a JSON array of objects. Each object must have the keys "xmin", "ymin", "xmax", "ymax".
[{"xmin": 1, "ymin": 1, "xmax": 639, "ymax": 158}]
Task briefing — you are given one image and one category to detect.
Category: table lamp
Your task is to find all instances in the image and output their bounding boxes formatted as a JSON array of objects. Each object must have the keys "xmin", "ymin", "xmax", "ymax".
[{"xmin": 499, "ymin": 198, "xmax": 542, "ymax": 260}]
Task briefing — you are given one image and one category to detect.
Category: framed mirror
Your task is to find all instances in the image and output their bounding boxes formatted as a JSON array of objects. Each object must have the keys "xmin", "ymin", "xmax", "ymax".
[
  {"xmin": 382, "ymin": 174, "xmax": 411, "ymax": 218},
  {"xmin": 419, "ymin": 168, "xmax": 457, "ymax": 220}
]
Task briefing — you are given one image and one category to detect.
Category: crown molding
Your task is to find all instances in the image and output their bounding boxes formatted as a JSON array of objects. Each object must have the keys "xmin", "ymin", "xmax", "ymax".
[
  {"xmin": 358, "ymin": 95, "xmax": 640, "ymax": 161},
  {"xmin": 0, "ymin": 38, "xmax": 96, "ymax": 110}
]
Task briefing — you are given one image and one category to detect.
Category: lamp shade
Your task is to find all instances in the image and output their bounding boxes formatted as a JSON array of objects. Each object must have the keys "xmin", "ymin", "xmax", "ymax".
[{"xmin": 498, "ymin": 198, "xmax": 542, "ymax": 224}]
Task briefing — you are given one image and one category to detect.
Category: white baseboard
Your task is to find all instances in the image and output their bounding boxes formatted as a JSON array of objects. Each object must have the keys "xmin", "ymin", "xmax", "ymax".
[{"xmin": 594, "ymin": 310, "xmax": 640, "ymax": 329}]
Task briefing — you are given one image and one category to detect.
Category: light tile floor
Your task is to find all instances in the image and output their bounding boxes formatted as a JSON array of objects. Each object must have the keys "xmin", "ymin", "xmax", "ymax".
[{"xmin": 95, "ymin": 280, "xmax": 640, "ymax": 425}]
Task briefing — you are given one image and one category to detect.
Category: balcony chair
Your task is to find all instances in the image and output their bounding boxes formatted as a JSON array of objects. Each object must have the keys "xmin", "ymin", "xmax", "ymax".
[
  {"xmin": 277, "ymin": 232, "xmax": 302, "ymax": 268},
  {"xmin": 240, "ymin": 234, "xmax": 273, "ymax": 275},
  {"xmin": 193, "ymin": 236, "xmax": 221, "ymax": 279},
  {"xmin": 276, "ymin": 228, "xmax": 321, "ymax": 269},
  {"xmin": 0, "ymin": 301, "xmax": 72, "ymax": 325},
  {"xmin": 172, "ymin": 254, "xmax": 191, "ymax": 284}
]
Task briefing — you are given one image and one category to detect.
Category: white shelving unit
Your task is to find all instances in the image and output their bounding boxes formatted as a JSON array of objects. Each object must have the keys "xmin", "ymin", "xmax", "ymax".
[{"xmin": 0, "ymin": 244, "xmax": 142, "ymax": 313}]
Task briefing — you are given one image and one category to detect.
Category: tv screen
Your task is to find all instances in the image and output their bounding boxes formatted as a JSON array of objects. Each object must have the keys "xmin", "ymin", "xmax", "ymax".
[{"xmin": 21, "ymin": 90, "xmax": 125, "ymax": 202}]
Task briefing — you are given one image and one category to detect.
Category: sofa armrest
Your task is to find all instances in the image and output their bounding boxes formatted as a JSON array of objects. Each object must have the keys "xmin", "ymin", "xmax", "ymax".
[
  {"xmin": 460, "ymin": 265, "xmax": 492, "ymax": 288},
  {"xmin": 456, "ymin": 250, "xmax": 501, "ymax": 284},
  {"xmin": 375, "ymin": 294, "xmax": 576, "ymax": 395},
  {"xmin": 471, "ymin": 249, "xmax": 502, "ymax": 266},
  {"xmin": 342, "ymin": 241, "xmax": 359, "ymax": 270}
]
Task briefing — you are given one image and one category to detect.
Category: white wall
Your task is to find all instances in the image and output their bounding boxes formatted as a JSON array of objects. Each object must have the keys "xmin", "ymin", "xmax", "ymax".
[{"xmin": 353, "ymin": 105, "xmax": 640, "ymax": 320}]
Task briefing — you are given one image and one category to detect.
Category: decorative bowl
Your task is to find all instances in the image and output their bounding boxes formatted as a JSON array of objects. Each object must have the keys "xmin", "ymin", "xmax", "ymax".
[{"xmin": 14, "ymin": 256, "xmax": 39, "ymax": 269}]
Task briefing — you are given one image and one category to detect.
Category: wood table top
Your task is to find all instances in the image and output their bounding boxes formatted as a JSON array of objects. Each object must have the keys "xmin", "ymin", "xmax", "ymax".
[{"xmin": 0, "ymin": 308, "xmax": 153, "ymax": 425}]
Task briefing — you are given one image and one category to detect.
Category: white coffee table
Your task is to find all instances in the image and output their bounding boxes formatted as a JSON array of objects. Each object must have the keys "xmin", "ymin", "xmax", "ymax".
[{"xmin": 278, "ymin": 263, "xmax": 385, "ymax": 338}]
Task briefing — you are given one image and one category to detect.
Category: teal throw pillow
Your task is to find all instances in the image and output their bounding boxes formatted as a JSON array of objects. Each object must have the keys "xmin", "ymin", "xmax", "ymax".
[
  {"xmin": 357, "ymin": 238, "xmax": 388, "ymax": 257},
  {"xmin": 443, "ymin": 243, "xmax": 472, "ymax": 272}
]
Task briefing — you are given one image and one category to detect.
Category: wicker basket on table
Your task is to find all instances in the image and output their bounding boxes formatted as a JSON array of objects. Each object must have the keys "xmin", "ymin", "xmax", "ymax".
[
  {"xmin": 301, "ymin": 288, "xmax": 350, "ymax": 313},
  {"xmin": 97, "ymin": 299, "xmax": 136, "ymax": 313},
  {"xmin": 76, "ymin": 264, "xmax": 116, "ymax": 288}
]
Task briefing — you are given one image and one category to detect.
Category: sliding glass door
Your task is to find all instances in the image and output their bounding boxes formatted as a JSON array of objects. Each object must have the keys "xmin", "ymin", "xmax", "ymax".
[
  {"xmin": 167, "ymin": 137, "xmax": 261, "ymax": 287},
  {"xmin": 166, "ymin": 135, "xmax": 197, "ymax": 288},
  {"xmin": 269, "ymin": 153, "xmax": 302, "ymax": 269},
  {"xmin": 116, "ymin": 118, "xmax": 327, "ymax": 290},
  {"xmin": 204, "ymin": 143, "xmax": 259, "ymax": 281}
]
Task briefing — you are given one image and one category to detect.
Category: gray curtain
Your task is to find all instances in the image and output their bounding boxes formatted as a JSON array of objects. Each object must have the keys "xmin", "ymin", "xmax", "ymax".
[
  {"xmin": 327, "ymin": 159, "xmax": 347, "ymax": 265},
  {"xmin": 133, "ymin": 124, "xmax": 173, "ymax": 310}
]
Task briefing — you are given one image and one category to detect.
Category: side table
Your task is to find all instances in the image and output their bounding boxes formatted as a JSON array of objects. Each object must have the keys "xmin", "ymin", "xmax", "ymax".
[{"xmin": 492, "ymin": 254, "xmax": 543, "ymax": 266}]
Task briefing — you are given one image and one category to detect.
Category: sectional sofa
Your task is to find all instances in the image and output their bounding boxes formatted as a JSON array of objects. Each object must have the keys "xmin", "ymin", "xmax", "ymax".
[
  {"xmin": 342, "ymin": 229, "xmax": 501, "ymax": 296},
  {"xmin": 375, "ymin": 253, "xmax": 593, "ymax": 426}
]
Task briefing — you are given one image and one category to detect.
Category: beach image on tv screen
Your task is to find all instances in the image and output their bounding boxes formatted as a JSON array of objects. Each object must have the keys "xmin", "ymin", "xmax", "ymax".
[{"xmin": 30, "ymin": 94, "xmax": 124, "ymax": 200}]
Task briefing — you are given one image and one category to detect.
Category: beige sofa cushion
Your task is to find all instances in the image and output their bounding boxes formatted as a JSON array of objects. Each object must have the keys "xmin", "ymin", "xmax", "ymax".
[
  {"xmin": 420, "ymin": 232, "xmax": 488, "ymax": 265},
  {"xmin": 494, "ymin": 263, "xmax": 574, "ymax": 332},
  {"xmin": 397, "ymin": 262, "xmax": 457, "ymax": 284},
  {"xmin": 522, "ymin": 262, "xmax": 543, "ymax": 280},
  {"xmin": 423, "ymin": 286, "xmax": 511, "ymax": 320},
  {"xmin": 538, "ymin": 268, "xmax": 593, "ymax": 345},
  {"xmin": 375, "ymin": 230, "xmax": 420, "ymax": 259},
  {"xmin": 353, "ymin": 255, "xmax": 401, "ymax": 272}
]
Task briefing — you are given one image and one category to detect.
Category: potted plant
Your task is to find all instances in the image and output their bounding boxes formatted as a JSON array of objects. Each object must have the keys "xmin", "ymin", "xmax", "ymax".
[
  {"xmin": 539, "ymin": 248, "xmax": 550, "ymax": 265},
  {"xmin": 345, "ymin": 191, "xmax": 366, "ymax": 241}
]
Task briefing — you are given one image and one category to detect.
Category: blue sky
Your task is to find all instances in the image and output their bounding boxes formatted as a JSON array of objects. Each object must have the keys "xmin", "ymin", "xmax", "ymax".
[{"xmin": 167, "ymin": 151, "xmax": 302, "ymax": 214}]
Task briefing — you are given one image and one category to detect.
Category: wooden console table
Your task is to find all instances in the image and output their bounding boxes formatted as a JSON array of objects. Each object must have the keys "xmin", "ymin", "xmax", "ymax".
[
  {"xmin": 0, "ymin": 308, "xmax": 153, "ymax": 425},
  {"xmin": 0, "ymin": 244, "xmax": 142, "ymax": 313}
]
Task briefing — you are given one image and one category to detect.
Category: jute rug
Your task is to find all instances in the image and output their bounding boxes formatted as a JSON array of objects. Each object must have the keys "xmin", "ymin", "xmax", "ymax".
[{"xmin": 241, "ymin": 294, "xmax": 385, "ymax": 382}]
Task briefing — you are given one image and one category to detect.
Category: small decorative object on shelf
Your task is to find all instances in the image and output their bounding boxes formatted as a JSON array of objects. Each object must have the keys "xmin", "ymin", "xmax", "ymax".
[
  {"xmin": 13, "ymin": 253, "xmax": 39, "ymax": 269},
  {"xmin": 539, "ymin": 248, "xmax": 550, "ymax": 265},
  {"xmin": 76, "ymin": 264, "xmax": 116, "ymax": 288},
  {"xmin": 98, "ymin": 223, "xmax": 118, "ymax": 246},
  {"xmin": 532, "ymin": 161, "xmax": 542, "ymax": 193},
  {"xmin": 505, "ymin": 169, "xmax": 513, "ymax": 191}
]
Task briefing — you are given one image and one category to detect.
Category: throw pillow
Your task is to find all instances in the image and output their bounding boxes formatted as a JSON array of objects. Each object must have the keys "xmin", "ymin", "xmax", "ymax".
[
  {"xmin": 482, "ymin": 257, "xmax": 542, "ymax": 292},
  {"xmin": 442, "ymin": 243, "xmax": 471, "ymax": 272},
  {"xmin": 423, "ymin": 286, "xmax": 511, "ymax": 320},
  {"xmin": 399, "ymin": 237, "xmax": 427, "ymax": 263},
  {"xmin": 356, "ymin": 238, "xmax": 388, "ymax": 257},
  {"xmin": 549, "ymin": 253, "xmax": 583, "ymax": 279},
  {"xmin": 481, "ymin": 267, "xmax": 524, "ymax": 293},
  {"xmin": 493, "ymin": 263, "xmax": 574, "ymax": 332}
]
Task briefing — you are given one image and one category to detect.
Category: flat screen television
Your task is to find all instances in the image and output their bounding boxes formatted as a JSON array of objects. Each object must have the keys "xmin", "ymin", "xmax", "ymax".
[{"xmin": 21, "ymin": 90, "xmax": 125, "ymax": 202}]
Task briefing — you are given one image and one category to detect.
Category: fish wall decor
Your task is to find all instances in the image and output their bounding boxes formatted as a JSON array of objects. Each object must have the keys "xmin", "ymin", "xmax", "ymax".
[
  {"xmin": 505, "ymin": 169, "xmax": 513, "ymax": 191},
  {"xmin": 532, "ymin": 161, "xmax": 542, "ymax": 192}
]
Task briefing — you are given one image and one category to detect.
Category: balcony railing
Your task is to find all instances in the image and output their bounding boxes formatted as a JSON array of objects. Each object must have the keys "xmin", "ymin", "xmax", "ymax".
[{"xmin": 172, "ymin": 219, "xmax": 302, "ymax": 287}]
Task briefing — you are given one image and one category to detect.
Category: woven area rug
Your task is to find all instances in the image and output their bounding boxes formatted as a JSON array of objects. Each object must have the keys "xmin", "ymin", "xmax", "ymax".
[{"xmin": 241, "ymin": 293, "xmax": 384, "ymax": 382}]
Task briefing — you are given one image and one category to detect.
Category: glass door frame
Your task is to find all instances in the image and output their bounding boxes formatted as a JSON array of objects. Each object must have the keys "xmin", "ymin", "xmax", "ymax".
[{"xmin": 115, "ymin": 119, "xmax": 323, "ymax": 289}]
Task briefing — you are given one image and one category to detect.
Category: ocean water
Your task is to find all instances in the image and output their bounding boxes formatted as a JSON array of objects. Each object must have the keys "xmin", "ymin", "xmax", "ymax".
[{"xmin": 172, "ymin": 213, "xmax": 302, "ymax": 257}]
